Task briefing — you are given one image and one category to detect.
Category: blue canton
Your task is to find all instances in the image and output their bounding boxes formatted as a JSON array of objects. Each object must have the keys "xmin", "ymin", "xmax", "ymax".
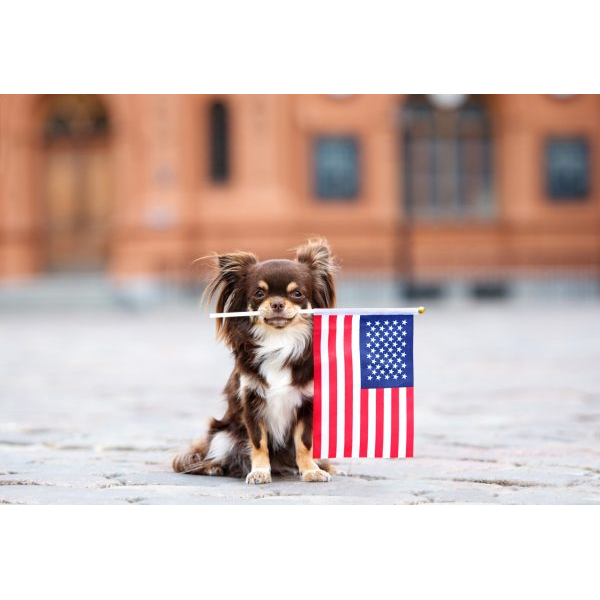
[{"xmin": 359, "ymin": 314, "xmax": 414, "ymax": 388}]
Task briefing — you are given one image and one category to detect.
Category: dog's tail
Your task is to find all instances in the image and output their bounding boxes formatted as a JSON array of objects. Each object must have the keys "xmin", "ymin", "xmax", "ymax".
[
  {"xmin": 172, "ymin": 451, "xmax": 225, "ymax": 476},
  {"xmin": 173, "ymin": 452, "xmax": 206, "ymax": 474}
]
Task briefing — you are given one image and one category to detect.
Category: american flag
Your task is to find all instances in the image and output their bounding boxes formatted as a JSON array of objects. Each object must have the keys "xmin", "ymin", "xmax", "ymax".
[{"xmin": 313, "ymin": 313, "xmax": 414, "ymax": 459}]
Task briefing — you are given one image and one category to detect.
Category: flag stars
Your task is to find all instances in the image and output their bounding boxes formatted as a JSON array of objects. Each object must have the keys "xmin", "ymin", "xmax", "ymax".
[
  {"xmin": 402, "ymin": 319, "xmax": 407, "ymax": 325},
  {"xmin": 361, "ymin": 316, "xmax": 411, "ymax": 386}
]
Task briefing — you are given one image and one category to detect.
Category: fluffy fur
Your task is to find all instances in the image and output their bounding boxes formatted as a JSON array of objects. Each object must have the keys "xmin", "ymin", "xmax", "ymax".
[{"xmin": 172, "ymin": 238, "xmax": 339, "ymax": 484}]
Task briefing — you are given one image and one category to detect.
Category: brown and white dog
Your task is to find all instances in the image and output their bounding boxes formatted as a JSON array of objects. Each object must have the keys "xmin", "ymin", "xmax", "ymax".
[{"xmin": 173, "ymin": 238, "xmax": 339, "ymax": 484}]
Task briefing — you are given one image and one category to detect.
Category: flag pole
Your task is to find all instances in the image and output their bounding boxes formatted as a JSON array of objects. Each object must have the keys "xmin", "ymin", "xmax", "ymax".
[{"xmin": 209, "ymin": 306, "xmax": 426, "ymax": 319}]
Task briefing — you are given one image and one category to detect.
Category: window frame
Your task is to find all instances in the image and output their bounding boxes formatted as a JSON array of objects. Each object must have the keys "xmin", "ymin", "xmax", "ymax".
[
  {"xmin": 312, "ymin": 134, "xmax": 361, "ymax": 202},
  {"xmin": 402, "ymin": 95, "xmax": 495, "ymax": 221},
  {"xmin": 544, "ymin": 136, "xmax": 590, "ymax": 202}
]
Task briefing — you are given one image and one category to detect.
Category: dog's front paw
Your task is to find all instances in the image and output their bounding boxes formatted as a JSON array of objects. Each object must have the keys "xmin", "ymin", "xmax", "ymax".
[
  {"xmin": 301, "ymin": 469, "xmax": 332, "ymax": 483},
  {"xmin": 246, "ymin": 468, "xmax": 272, "ymax": 485}
]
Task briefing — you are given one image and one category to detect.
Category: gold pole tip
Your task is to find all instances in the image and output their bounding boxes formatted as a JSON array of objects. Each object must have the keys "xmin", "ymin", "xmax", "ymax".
[{"xmin": 418, "ymin": 306, "xmax": 425, "ymax": 314}]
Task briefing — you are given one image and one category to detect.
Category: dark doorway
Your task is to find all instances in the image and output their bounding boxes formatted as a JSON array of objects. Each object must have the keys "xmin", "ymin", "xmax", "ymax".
[{"xmin": 41, "ymin": 95, "xmax": 112, "ymax": 272}]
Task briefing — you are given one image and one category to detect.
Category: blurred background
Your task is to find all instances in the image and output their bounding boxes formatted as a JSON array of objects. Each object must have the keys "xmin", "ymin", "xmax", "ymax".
[
  {"xmin": 0, "ymin": 93, "xmax": 599, "ymax": 307},
  {"xmin": 1, "ymin": 94, "xmax": 600, "ymax": 504}
]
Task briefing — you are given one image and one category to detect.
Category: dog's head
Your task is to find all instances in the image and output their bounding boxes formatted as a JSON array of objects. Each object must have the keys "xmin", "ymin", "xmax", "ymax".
[{"xmin": 205, "ymin": 238, "xmax": 337, "ymax": 341}]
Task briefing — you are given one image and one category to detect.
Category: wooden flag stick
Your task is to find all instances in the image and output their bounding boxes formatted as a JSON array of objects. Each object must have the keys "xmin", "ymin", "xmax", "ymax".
[{"xmin": 209, "ymin": 306, "xmax": 426, "ymax": 318}]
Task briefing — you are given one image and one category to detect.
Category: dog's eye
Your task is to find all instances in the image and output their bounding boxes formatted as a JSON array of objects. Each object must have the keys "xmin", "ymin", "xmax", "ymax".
[
  {"xmin": 255, "ymin": 289, "xmax": 265, "ymax": 299},
  {"xmin": 291, "ymin": 290, "xmax": 304, "ymax": 299}
]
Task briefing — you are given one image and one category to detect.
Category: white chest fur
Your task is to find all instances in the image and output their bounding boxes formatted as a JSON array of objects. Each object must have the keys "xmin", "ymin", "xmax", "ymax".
[{"xmin": 251, "ymin": 323, "xmax": 311, "ymax": 448}]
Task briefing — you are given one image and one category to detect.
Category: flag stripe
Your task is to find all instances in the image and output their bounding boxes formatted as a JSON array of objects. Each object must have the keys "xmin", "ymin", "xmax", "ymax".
[
  {"xmin": 320, "ymin": 316, "xmax": 329, "ymax": 458},
  {"xmin": 406, "ymin": 386, "xmax": 414, "ymax": 458},
  {"xmin": 351, "ymin": 315, "xmax": 361, "ymax": 457},
  {"xmin": 343, "ymin": 315, "xmax": 354, "ymax": 458},
  {"xmin": 327, "ymin": 316, "xmax": 338, "ymax": 458},
  {"xmin": 399, "ymin": 387, "xmax": 407, "ymax": 458},
  {"xmin": 367, "ymin": 388, "xmax": 376, "ymax": 457},
  {"xmin": 359, "ymin": 388, "xmax": 369, "ymax": 456},
  {"xmin": 313, "ymin": 316, "xmax": 322, "ymax": 459},
  {"xmin": 382, "ymin": 387, "xmax": 392, "ymax": 457},
  {"xmin": 390, "ymin": 387, "xmax": 400, "ymax": 458},
  {"xmin": 375, "ymin": 388, "xmax": 384, "ymax": 457},
  {"xmin": 335, "ymin": 316, "xmax": 345, "ymax": 458}
]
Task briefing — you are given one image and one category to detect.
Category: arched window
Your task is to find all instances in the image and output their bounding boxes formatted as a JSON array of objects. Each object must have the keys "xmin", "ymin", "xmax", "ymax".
[
  {"xmin": 403, "ymin": 95, "xmax": 493, "ymax": 220},
  {"xmin": 209, "ymin": 101, "xmax": 229, "ymax": 182}
]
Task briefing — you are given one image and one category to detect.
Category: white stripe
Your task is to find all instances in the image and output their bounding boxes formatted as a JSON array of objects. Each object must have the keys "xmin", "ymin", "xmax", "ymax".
[
  {"xmin": 399, "ymin": 387, "xmax": 407, "ymax": 458},
  {"xmin": 336, "ymin": 315, "xmax": 345, "ymax": 459},
  {"xmin": 382, "ymin": 388, "xmax": 392, "ymax": 458},
  {"xmin": 320, "ymin": 316, "xmax": 329, "ymax": 458},
  {"xmin": 351, "ymin": 315, "xmax": 361, "ymax": 457},
  {"xmin": 367, "ymin": 388, "xmax": 376, "ymax": 458}
]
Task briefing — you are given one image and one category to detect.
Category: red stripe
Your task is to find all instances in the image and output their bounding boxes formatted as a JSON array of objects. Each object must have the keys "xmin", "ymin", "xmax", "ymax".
[
  {"xmin": 343, "ymin": 315, "xmax": 353, "ymax": 457},
  {"xmin": 390, "ymin": 387, "xmax": 400, "ymax": 458},
  {"xmin": 374, "ymin": 388, "xmax": 384, "ymax": 457},
  {"xmin": 312, "ymin": 316, "xmax": 322, "ymax": 459},
  {"xmin": 327, "ymin": 317, "xmax": 337, "ymax": 458},
  {"xmin": 406, "ymin": 387, "xmax": 414, "ymax": 458},
  {"xmin": 359, "ymin": 389, "xmax": 369, "ymax": 457}
]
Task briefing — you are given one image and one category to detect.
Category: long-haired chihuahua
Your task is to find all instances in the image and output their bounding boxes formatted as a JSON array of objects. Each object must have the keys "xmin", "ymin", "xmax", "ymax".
[{"xmin": 173, "ymin": 238, "xmax": 338, "ymax": 484}]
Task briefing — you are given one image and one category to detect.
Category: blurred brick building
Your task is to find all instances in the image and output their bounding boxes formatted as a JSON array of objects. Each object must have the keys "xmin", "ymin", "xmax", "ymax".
[{"xmin": 0, "ymin": 94, "xmax": 599, "ymax": 287}]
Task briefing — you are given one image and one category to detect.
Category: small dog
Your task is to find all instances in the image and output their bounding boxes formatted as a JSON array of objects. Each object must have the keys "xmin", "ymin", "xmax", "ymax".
[{"xmin": 173, "ymin": 238, "xmax": 339, "ymax": 484}]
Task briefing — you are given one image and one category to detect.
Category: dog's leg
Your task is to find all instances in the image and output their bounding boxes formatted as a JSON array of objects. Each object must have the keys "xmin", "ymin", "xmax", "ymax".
[
  {"xmin": 294, "ymin": 421, "xmax": 331, "ymax": 482},
  {"xmin": 245, "ymin": 422, "xmax": 272, "ymax": 484},
  {"xmin": 242, "ymin": 387, "xmax": 272, "ymax": 484}
]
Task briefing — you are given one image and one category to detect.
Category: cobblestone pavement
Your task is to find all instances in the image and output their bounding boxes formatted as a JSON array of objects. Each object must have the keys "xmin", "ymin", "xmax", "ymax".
[{"xmin": 1, "ymin": 301, "xmax": 599, "ymax": 504}]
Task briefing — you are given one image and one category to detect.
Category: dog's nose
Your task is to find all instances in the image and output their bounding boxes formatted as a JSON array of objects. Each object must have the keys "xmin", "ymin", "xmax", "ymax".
[{"xmin": 270, "ymin": 300, "xmax": 285, "ymax": 312}]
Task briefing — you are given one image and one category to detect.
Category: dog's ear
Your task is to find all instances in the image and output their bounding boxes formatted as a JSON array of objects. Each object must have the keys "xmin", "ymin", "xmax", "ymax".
[
  {"xmin": 203, "ymin": 251, "xmax": 258, "ymax": 341},
  {"xmin": 295, "ymin": 238, "xmax": 337, "ymax": 308}
]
